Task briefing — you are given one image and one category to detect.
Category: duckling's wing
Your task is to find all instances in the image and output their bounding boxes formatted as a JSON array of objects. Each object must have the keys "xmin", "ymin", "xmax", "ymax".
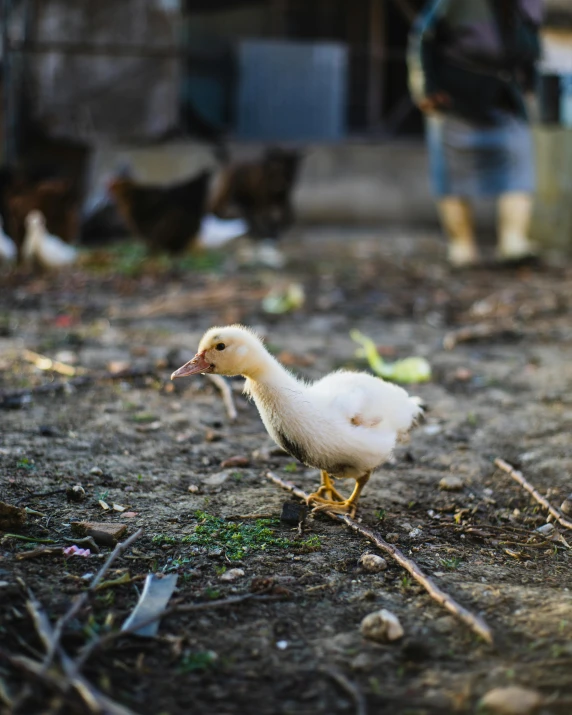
[{"xmin": 310, "ymin": 371, "xmax": 421, "ymax": 433}]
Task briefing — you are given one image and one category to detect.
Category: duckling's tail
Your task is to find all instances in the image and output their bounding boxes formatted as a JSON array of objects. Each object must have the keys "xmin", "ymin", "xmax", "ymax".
[{"xmin": 410, "ymin": 395, "xmax": 427, "ymax": 424}]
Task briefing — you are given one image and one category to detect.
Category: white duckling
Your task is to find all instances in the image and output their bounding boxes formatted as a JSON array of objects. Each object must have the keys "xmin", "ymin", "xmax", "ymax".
[
  {"xmin": 0, "ymin": 216, "xmax": 17, "ymax": 264},
  {"xmin": 171, "ymin": 325, "xmax": 422, "ymax": 516},
  {"xmin": 22, "ymin": 210, "xmax": 77, "ymax": 270}
]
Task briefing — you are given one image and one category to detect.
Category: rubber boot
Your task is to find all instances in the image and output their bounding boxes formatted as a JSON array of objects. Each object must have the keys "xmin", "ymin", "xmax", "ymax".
[
  {"xmin": 497, "ymin": 192, "xmax": 535, "ymax": 261},
  {"xmin": 437, "ymin": 197, "xmax": 480, "ymax": 267}
]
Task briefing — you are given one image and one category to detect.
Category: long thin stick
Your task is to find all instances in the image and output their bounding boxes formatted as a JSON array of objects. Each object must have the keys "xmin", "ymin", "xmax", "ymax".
[
  {"xmin": 0, "ymin": 366, "xmax": 158, "ymax": 406},
  {"xmin": 22, "ymin": 349, "xmax": 86, "ymax": 378},
  {"xmin": 76, "ymin": 593, "xmax": 282, "ymax": 670},
  {"xmin": 24, "ymin": 592, "xmax": 138, "ymax": 715},
  {"xmin": 443, "ymin": 321, "xmax": 519, "ymax": 350},
  {"xmin": 266, "ymin": 472, "xmax": 493, "ymax": 644},
  {"xmin": 205, "ymin": 374, "xmax": 237, "ymax": 421},
  {"xmin": 44, "ymin": 528, "xmax": 143, "ymax": 668},
  {"xmin": 320, "ymin": 667, "xmax": 367, "ymax": 715},
  {"xmin": 494, "ymin": 458, "xmax": 572, "ymax": 530}
]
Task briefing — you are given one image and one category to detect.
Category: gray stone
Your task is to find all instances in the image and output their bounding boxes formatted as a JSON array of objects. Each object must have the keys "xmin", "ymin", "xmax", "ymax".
[
  {"xmin": 439, "ymin": 475, "xmax": 464, "ymax": 491},
  {"xmin": 359, "ymin": 553, "xmax": 388, "ymax": 573},
  {"xmin": 360, "ymin": 609, "xmax": 404, "ymax": 643},
  {"xmin": 478, "ymin": 686, "xmax": 543, "ymax": 715}
]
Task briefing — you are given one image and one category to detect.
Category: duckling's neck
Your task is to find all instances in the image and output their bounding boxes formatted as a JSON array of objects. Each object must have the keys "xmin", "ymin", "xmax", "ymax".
[{"xmin": 243, "ymin": 347, "xmax": 301, "ymax": 394}]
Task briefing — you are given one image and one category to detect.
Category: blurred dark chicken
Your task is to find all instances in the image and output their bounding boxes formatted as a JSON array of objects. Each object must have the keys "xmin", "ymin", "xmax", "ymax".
[
  {"xmin": 108, "ymin": 169, "xmax": 212, "ymax": 254},
  {"xmin": 210, "ymin": 147, "xmax": 301, "ymax": 239}
]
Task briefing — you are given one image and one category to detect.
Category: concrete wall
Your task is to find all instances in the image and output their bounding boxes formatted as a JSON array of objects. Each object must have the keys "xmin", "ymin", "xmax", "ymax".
[
  {"xmin": 87, "ymin": 138, "xmax": 442, "ymax": 226},
  {"xmin": 531, "ymin": 127, "xmax": 572, "ymax": 255}
]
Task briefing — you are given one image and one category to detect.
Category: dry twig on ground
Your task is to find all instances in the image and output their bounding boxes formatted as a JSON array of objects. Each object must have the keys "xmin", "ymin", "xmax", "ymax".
[
  {"xmin": 44, "ymin": 528, "xmax": 143, "ymax": 668},
  {"xmin": 320, "ymin": 667, "xmax": 367, "ymax": 715},
  {"xmin": 266, "ymin": 471, "xmax": 494, "ymax": 645},
  {"xmin": 76, "ymin": 593, "xmax": 284, "ymax": 670},
  {"xmin": 205, "ymin": 373, "xmax": 238, "ymax": 421},
  {"xmin": 443, "ymin": 321, "xmax": 520, "ymax": 350},
  {"xmin": 21, "ymin": 590, "xmax": 138, "ymax": 715},
  {"xmin": 0, "ymin": 366, "xmax": 158, "ymax": 407},
  {"xmin": 494, "ymin": 458, "xmax": 572, "ymax": 530},
  {"xmin": 22, "ymin": 349, "xmax": 86, "ymax": 377}
]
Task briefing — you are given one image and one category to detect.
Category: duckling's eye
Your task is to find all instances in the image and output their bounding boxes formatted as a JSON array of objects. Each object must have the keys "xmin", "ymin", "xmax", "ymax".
[{"xmin": 215, "ymin": 342, "xmax": 226, "ymax": 351}]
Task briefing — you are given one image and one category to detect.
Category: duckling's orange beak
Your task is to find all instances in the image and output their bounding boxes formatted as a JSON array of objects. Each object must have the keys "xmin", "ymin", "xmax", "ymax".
[{"xmin": 171, "ymin": 351, "xmax": 212, "ymax": 379}]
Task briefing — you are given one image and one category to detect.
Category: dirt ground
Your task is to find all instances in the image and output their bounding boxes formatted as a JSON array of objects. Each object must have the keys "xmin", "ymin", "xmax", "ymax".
[{"xmin": 1, "ymin": 227, "xmax": 572, "ymax": 715}]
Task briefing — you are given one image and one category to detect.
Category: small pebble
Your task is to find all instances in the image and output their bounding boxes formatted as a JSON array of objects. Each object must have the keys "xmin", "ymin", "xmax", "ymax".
[
  {"xmin": 359, "ymin": 553, "xmax": 388, "ymax": 573},
  {"xmin": 66, "ymin": 485, "xmax": 86, "ymax": 503},
  {"xmin": 220, "ymin": 455, "xmax": 250, "ymax": 469},
  {"xmin": 250, "ymin": 576, "xmax": 275, "ymax": 593},
  {"xmin": 205, "ymin": 429, "xmax": 223, "ymax": 442},
  {"xmin": 439, "ymin": 475, "xmax": 464, "ymax": 491},
  {"xmin": 360, "ymin": 609, "xmax": 404, "ymax": 643},
  {"xmin": 385, "ymin": 532, "xmax": 399, "ymax": 543},
  {"xmin": 408, "ymin": 528, "xmax": 423, "ymax": 539},
  {"xmin": 71, "ymin": 521, "xmax": 127, "ymax": 547},
  {"xmin": 201, "ymin": 471, "xmax": 230, "ymax": 486},
  {"xmin": 220, "ymin": 568, "xmax": 245, "ymax": 582},
  {"xmin": 535, "ymin": 523, "xmax": 554, "ymax": 535},
  {"xmin": 350, "ymin": 652, "xmax": 375, "ymax": 672},
  {"xmin": 433, "ymin": 615, "xmax": 455, "ymax": 634},
  {"xmin": 560, "ymin": 495, "xmax": 572, "ymax": 516},
  {"xmin": 276, "ymin": 640, "xmax": 288, "ymax": 650},
  {"xmin": 280, "ymin": 501, "xmax": 307, "ymax": 525},
  {"xmin": 478, "ymin": 686, "xmax": 543, "ymax": 715},
  {"xmin": 188, "ymin": 484, "xmax": 200, "ymax": 494},
  {"xmin": 252, "ymin": 446, "xmax": 288, "ymax": 461},
  {"xmin": 89, "ymin": 467, "xmax": 103, "ymax": 477},
  {"xmin": 453, "ymin": 367, "xmax": 472, "ymax": 381}
]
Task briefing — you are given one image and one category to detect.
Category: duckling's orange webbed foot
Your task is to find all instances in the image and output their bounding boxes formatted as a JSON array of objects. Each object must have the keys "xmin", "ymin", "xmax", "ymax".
[
  {"xmin": 307, "ymin": 471, "xmax": 372, "ymax": 519},
  {"xmin": 307, "ymin": 495, "xmax": 358, "ymax": 518},
  {"xmin": 315, "ymin": 470, "xmax": 345, "ymax": 502}
]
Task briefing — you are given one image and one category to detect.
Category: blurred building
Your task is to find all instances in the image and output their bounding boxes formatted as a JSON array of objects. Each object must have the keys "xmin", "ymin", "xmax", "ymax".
[
  {"xmin": 2, "ymin": 0, "xmax": 572, "ymax": 236},
  {"xmin": 3, "ymin": 0, "xmax": 572, "ymax": 151},
  {"xmin": 2, "ymin": 0, "xmax": 427, "ymax": 150}
]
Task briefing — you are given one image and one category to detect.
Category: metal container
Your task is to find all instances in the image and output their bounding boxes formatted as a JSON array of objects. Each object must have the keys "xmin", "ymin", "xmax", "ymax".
[{"xmin": 235, "ymin": 39, "xmax": 348, "ymax": 142}]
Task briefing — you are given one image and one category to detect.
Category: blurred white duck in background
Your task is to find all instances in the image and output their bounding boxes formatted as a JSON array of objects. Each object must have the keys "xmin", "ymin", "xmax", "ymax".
[
  {"xmin": 0, "ymin": 217, "xmax": 17, "ymax": 264},
  {"xmin": 198, "ymin": 215, "xmax": 248, "ymax": 248},
  {"xmin": 172, "ymin": 325, "xmax": 422, "ymax": 516},
  {"xmin": 22, "ymin": 210, "xmax": 77, "ymax": 270}
]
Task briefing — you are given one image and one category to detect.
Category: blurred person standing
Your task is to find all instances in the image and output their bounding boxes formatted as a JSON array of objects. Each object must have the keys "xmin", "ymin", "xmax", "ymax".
[{"xmin": 408, "ymin": 0, "xmax": 544, "ymax": 267}]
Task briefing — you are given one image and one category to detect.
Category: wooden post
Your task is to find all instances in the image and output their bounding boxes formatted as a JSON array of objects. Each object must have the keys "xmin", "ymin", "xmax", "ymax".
[
  {"xmin": 367, "ymin": 0, "xmax": 384, "ymax": 132},
  {"xmin": 1, "ymin": 0, "xmax": 16, "ymax": 163},
  {"xmin": 271, "ymin": 0, "xmax": 287, "ymax": 37}
]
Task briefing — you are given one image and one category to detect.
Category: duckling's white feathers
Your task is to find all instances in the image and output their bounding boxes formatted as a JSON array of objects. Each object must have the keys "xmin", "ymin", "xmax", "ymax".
[
  {"xmin": 193, "ymin": 324, "xmax": 421, "ymax": 479},
  {"xmin": 246, "ymin": 367, "xmax": 420, "ymax": 479},
  {"xmin": 309, "ymin": 370, "xmax": 421, "ymax": 433}
]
